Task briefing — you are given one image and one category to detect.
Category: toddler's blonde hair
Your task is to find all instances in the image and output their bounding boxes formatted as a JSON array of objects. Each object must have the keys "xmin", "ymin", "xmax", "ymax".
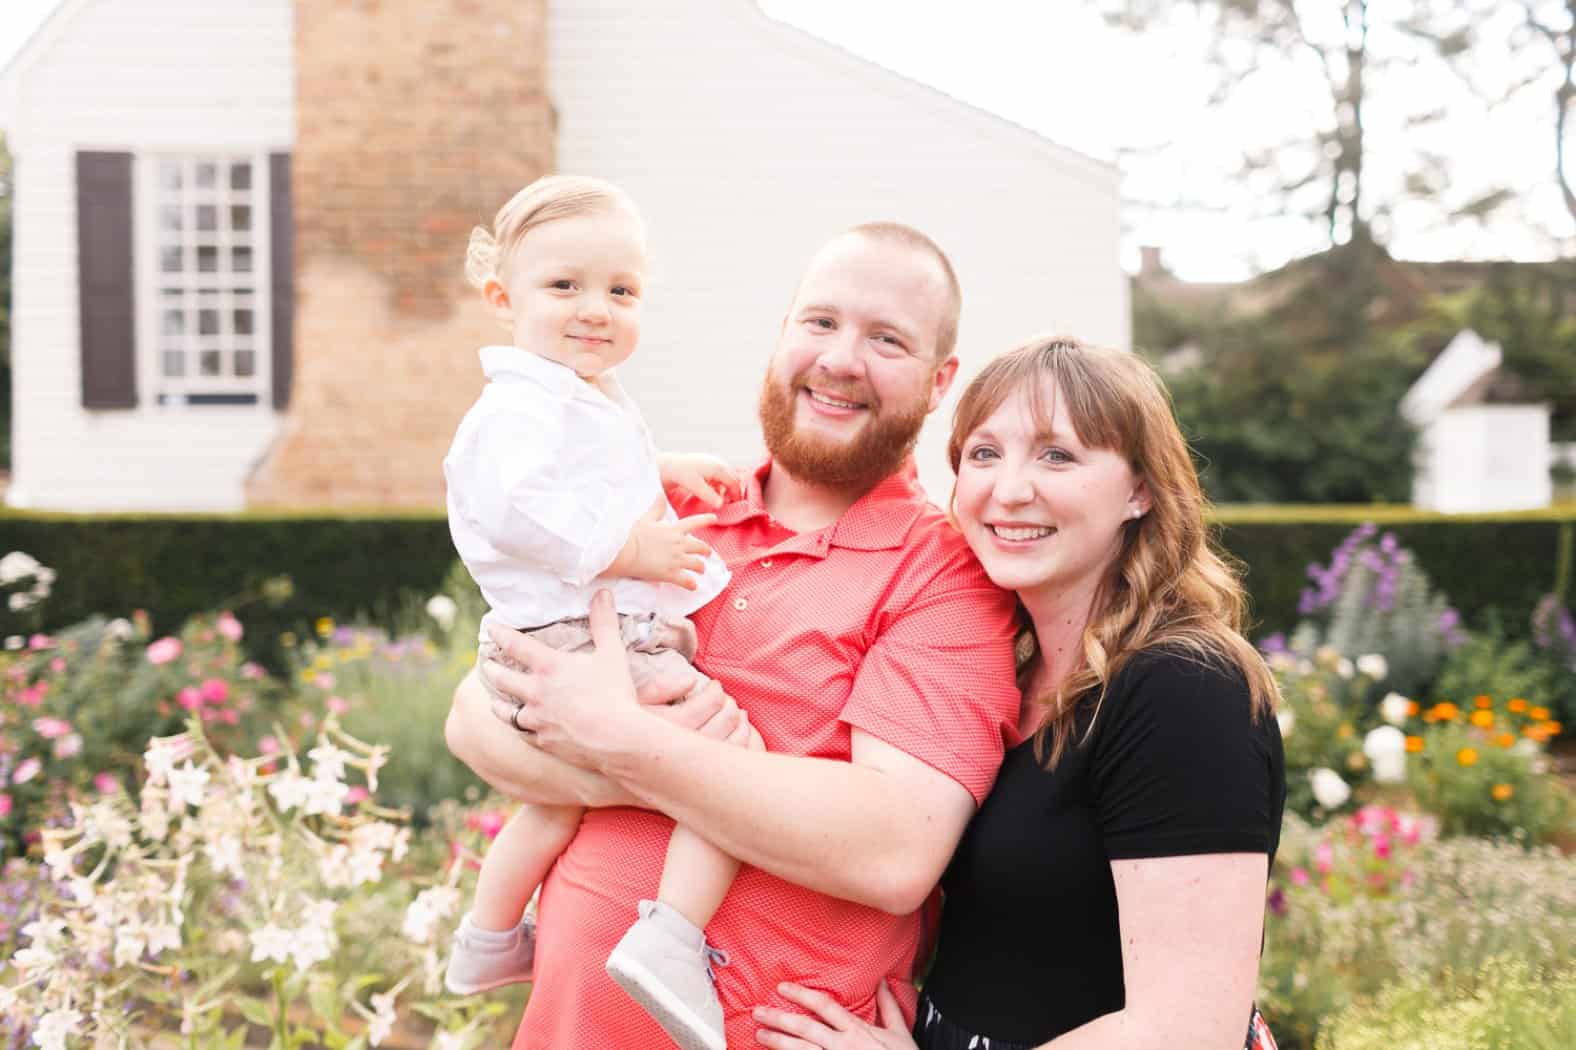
[{"xmin": 465, "ymin": 174, "xmax": 642, "ymax": 290}]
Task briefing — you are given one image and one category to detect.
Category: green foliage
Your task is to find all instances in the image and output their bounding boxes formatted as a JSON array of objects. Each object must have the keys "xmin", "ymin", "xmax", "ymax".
[
  {"xmin": 0, "ymin": 512, "xmax": 457, "ymax": 670},
  {"xmin": 1318, "ymin": 957, "xmax": 1576, "ymax": 1050},
  {"xmin": 1461, "ymin": 262, "xmax": 1576, "ymax": 441},
  {"xmin": 1430, "ymin": 622, "xmax": 1553, "ymax": 715}
]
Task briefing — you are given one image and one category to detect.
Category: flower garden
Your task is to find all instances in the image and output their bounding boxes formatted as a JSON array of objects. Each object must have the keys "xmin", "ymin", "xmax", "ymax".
[{"xmin": 0, "ymin": 528, "xmax": 1572, "ymax": 1049}]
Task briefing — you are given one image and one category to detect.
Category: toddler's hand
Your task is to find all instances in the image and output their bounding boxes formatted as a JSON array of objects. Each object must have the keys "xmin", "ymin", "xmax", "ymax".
[
  {"xmin": 658, "ymin": 452, "xmax": 744, "ymax": 509},
  {"xmin": 606, "ymin": 503, "xmax": 717, "ymax": 589}
]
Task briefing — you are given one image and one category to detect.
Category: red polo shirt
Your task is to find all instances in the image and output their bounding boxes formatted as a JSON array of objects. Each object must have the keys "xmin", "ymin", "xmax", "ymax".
[{"xmin": 514, "ymin": 459, "xmax": 1020, "ymax": 1049}]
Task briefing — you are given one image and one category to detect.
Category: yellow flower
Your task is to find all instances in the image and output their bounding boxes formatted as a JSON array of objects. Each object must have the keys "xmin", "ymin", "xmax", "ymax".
[
  {"xmin": 1530, "ymin": 706, "xmax": 1551, "ymax": 721},
  {"xmin": 1405, "ymin": 735, "xmax": 1425, "ymax": 753},
  {"xmin": 1470, "ymin": 710, "xmax": 1494, "ymax": 729},
  {"xmin": 1456, "ymin": 747, "xmax": 1479, "ymax": 767},
  {"xmin": 1491, "ymin": 783, "xmax": 1514, "ymax": 802},
  {"xmin": 1337, "ymin": 723, "xmax": 1355, "ymax": 740},
  {"xmin": 1474, "ymin": 695, "xmax": 1493, "ymax": 709},
  {"xmin": 1495, "ymin": 732, "xmax": 1516, "ymax": 749},
  {"xmin": 1507, "ymin": 698, "xmax": 1528, "ymax": 713},
  {"xmin": 315, "ymin": 617, "xmax": 335, "ymax": 638}
]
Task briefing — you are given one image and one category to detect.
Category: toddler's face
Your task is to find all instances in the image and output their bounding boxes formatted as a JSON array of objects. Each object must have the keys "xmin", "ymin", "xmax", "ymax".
[{"xmin": 494, "ymin": 208, "xmax": 646, "ymax": 377}]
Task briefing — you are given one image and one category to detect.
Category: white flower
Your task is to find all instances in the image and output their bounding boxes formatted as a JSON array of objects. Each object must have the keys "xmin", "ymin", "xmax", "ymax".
[
  {"xmin": 434, "ymin": 1031, "xmax": 468, "ymax": 1050},
  {"xmin": 106, "ymin": 617, "xmax": 136, "ymax": 641},
  {"xmin": 319, "ymin": 844, "xmax": 354, "ymax": 889},
  {"xmin": 140, "ymin": 787, "xmax": 171, "ymax": 841},
  {"xmin": 1363, "ymin": 726, "xmax": 1408, "ymax": 784},
  {"xmin": 1275, "ymin": 709, "xmax": 1295, "ymax": 737},
  {"xmin": 32, "ymin": 1006, "xmax": 83, "ymax": 1050},
  {"xmin": 1379, "ymin": 692, "xmax": 1412, "ymax": 726},
  {"xmin": 307, "ymin": 741, "xmax": 351, "ymax": 784},
  {"xmin": 0, "ymin": 551, "xmax": 41, "ymax": 585},
  {"xmin": 267, "ymin": 770, "xmax": 311, "ymax": 812},
  {"xmin": 146, "ymin": 922, "xmax": 182, "ymax": 957},
  {"xmin": 366, "ymin": 990, "xmax": 398, "ymax": 1047},
  {"xmin": 249, "ymin": 923, "xmax": 293, "ymax": 965},
  {"xmin": 1309, "ymin": 767, "xmax": 1352, "ymax": 809},
  {"xmin": 402, "ymin": 886, "xmax": 460, "ymax": 944},
  {"xmin": 348, "ymin": 847, "xmax": 384, "ymax": 886},
  {"xmin": 114, "ymin": 924, "xmax": 148, "ymax": 967},
  {"xmin": 289, "ymin": 923, "xmax": 334, "ymax": 973},
  {"xmin": 302, "ymin": 776, "xmax": 349, "ymax": 817},
  {"xmin": 1335, "ymin": 657, "xmax": 1355, "ymax": 680},
  {"xmin": 426, "ymin": 595, "xmax": 458, "ymax": 631},
  {"xmin": 205, "ymin": 835, "xmax": 244, "ymax": 878},
  {"xmin": 7, "ymin": 592, "xmax": 28, "ymax": 612},
  {"xmin": 3, "ymin": 636, "xmax": 22, "ymax": 651},
  {"xmin": 167, "ymin": 761, "xmax": 210, "ymax": 809},
  {"xmin": 143, "ymin": 742, "xmax": 178, "ymax": 787},
  {"xmin": 1356, "ymin": 653, "xmax": 1388, "ymax": 680}
]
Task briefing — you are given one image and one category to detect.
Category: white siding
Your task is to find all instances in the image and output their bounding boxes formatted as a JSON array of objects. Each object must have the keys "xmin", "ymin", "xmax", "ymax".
[
  {"xmin": 1413, "ymin": 406, "xmax": 1553, "ymax": 513},
  {"xmin": 549, "ymin": 0, "xmax": 1127, "ymax": 499},
  {"xmin": 7, "ymin": 0, "xmax": 292, "ymax": 511}
]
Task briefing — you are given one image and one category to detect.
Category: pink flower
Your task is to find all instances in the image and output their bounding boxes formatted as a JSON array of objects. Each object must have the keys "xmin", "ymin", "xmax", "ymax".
[
  {"xmin": 94, "ymin": 773, "xmax": 120, "ymax": 794},
  {"xmin": 1289, "ymin": 867, "xmax": 1310, "ymax": 886},
  {"xmin": 13, "ymin": 757, "xmax": 42, "ymax": 784},
  {"xmin": 52, "ymin": 734, "xmax": 81, "ymax": 760},
  {"xmin": 1372, "ymin": 834, "xmax": 1392, "ymax": 860},
  {"xmin": 258, "ymin": 735, "xmax": 280, "ymax": 755},
  {"xmin": 16, "ymin": 686, "xmax": 43, "ymax": 708},
  {"xmin": 27, "ymin": 634, "xmax": 54, "ymax": 651},
  {"xmin": 326, "ymin": 696, "xmax": 349, "ymax": 716},
  {"xmin": 31, "ymin": 717, "xmax": 71, "ymax": 739},
  {"xmin": 199, "ymin": 678, "xmax": 229, "ymax": 705},
  {"xmin": 48, "ymin": 658, "xmax": 66, "ymax": 674},
  {"xmin": 470, "ymin": 810, "xmax": 506, "ymax": 840},
  {"xmin": 240, "ymin": 662, "xmax": 266, "ymax": 680},
  {"xmin": 345, "ymin": 786, "xmax": 370, "ymax": 805},
  {"xmin": 1313, "ymin": 841, "xmax": 1335, "ymax": 875},
  {"xmin": 146, "ymin": 637, "xmax": 183, "ymax": 665},
  {"xmin": 177, "ymin": 687, "xmax": 203, "ymax": 711},
  {"xmin": 0, "ymin": 794, "xmax": 11, "ymax": 818},
  {"xmin": 216, "ymin": 612, "xmax": 244, "ymax": 642},
  {"xmin": 220, "ymin": 709, "xmax": 238, "ymax": 725},
  {"xmin": 313, "ymin": 673, "xmax": 336, "ymax": 691}
]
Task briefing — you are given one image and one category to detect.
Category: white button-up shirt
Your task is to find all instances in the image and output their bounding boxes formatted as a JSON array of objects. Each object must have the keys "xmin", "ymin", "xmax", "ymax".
[{"xmin": 444, "ymin": 346, "xmax": 731, "ymax": 630}]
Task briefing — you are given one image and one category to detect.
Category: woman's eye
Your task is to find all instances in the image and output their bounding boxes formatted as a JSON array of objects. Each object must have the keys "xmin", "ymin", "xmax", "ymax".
[
  {"xmin": 966, "ymin": 446, "xmax": 998, "ymax": 462},
  {"xmin": 1042, "ymin": 448, "xmax": 1072, "ymax": 464}
]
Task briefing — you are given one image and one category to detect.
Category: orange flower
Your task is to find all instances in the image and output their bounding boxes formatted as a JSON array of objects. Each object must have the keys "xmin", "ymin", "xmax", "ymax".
[
  {"xmin": 1406, "ymin": 700, "xmax": 1420, "ymax": 717},
  {"xmin": 1546, "ymin": 721, "xmax": 1563, "ymax": 736},
  {"xmin": 1405, "ymin": 735, "xmax": 1425, "ymax": 753},
  {"xmin": 1491, "ymin": 783, "xmax": 1514, "ymax": 801},
  {"xmin": 1507, "ymin": 698, "xmax": 1528, "ymax": 713},
  {"xmin": 1456, "ymin": 747, "xmax": 1479, "ymax": 767},
  {"xmin": 1496, "ymin": 732, "xmax": 1516, "ymax": 748},
  {"xmin": 1530, "ymin": 706, "xmax": 1551, "ymax": 721},
  {"xmin": 1470, "ymin": 710, "xmax": 1494, "ymax": 728},
  {"xmin": 1430, "ymin": 702, "xmax": 1460, "ymax": 722},
  {"xmin": 1474, "ymin": 695, "xmax": 1493, "ymax": 709},
  {"xmin": 1337, "ymin": 723, "xmax": 1355, "ymax": 740}
]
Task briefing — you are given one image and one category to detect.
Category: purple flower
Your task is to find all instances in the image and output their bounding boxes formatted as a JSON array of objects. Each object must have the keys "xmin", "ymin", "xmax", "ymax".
[{"xmin": 1259, "ymin": 633, "xmax": 1289, "ymax": 655}]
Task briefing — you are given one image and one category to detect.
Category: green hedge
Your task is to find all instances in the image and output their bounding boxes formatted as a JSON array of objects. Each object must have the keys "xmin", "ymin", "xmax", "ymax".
[{"xmin": 2, "ymin": 506, "xmax": 1572, "ymax": 659}]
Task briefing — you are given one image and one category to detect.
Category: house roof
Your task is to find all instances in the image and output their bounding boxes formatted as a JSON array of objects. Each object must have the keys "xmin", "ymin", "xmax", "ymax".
[{"xmin": 1400, "ymin": 329, "xmax": 1504, "ymax": 425}]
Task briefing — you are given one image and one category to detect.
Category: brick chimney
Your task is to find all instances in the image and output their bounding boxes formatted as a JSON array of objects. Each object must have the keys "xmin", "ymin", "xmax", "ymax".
[{"xmin": 247, "ymin": 0, "xmax": 554, "ymax": 507}]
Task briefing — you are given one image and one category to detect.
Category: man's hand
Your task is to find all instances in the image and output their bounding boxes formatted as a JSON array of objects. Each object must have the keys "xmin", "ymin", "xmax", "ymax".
[
  {"xmin": 602, "ymin": 500, "xmax": 716, "ymax": 590},
  {"xmin": 657, "ymin": 452, "xmax": 745, "ymax": 509}
]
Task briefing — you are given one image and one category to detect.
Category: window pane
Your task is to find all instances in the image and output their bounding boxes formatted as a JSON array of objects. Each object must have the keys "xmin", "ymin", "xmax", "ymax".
[
  {"xmin": 195, "ymin": 162, "xmax": 217, "ymax": 189},
  {"xmin": 233, "ymin": 309, "xmax": 253, "ymax": 335},
  {"xmin": 196, "ymin": 205, "xmax": 217, "ymax": 232},
  {"xmin": 231, "ymin": 205, "xmax": 251, "ymax": 232},
  {"xmin": 232, "ymin": 246, "xmax": 253, "ymax": 273},
  {"xmin": 159, "ymin": 205, "xmax": 183, "ymax": 233},
  {"xmin": 235, "ymin": 349, "xmax": 256, "ymax": 377},
  {"xmin": 199, "ymin": 350, "xmax": 222, "ymax": 376},
  {"xmin": 162, "ymin": 350, "xmax": 185, "ymax": 377},
  {"xmin": 161, "ymin": 310, "xmax": 185, "ymax": 336},
  {"xmin": 160, "ymin": 247, "xmax": 183, "ymax": 273},
  {"xmin": 230, "ymin": 162, "xmax": 251, "ymax": 191},
  {"xmin": 197, "ymin": 246, "xmax": 219, "ymax": 273},
  {"xmin": 199, "ymin": 309, "xmax": 220, "ymax": 335},
  {"xmin": 159, "ymin": 161, "xmax": 182, "ymax": 192}
]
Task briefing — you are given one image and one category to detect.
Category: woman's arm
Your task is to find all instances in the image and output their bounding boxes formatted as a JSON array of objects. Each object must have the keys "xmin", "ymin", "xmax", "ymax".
[{"xmin": 1041, "ymin": 852, "xmax": 1268, "ymax": 1049}]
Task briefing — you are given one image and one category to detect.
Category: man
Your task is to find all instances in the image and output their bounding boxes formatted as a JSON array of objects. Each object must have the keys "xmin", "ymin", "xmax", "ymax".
[{"xmin": 445, "ymin": 222, "xmax": 1021, "ymax": 1048}]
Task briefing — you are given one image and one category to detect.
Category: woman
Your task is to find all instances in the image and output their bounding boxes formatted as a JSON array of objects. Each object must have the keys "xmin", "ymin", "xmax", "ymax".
[{"xmin": 754, "ymin": 336, "xmax": 1285, "ymax": 1050}]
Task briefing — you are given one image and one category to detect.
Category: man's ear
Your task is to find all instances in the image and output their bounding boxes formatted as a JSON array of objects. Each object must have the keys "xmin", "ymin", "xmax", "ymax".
[
  {"xmin": 927, "ymin": 355, "xmax": 960, "ymax": 413},
  {"xmin": 483, "ymin": 278, "xmax": 513, "ymax": 327}
]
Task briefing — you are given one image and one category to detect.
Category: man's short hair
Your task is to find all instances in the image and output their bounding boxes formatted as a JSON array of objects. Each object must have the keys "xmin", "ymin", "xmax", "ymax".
[{"xmin": 844, "ymin": 221, "xmax": 962, "ymax": 361}]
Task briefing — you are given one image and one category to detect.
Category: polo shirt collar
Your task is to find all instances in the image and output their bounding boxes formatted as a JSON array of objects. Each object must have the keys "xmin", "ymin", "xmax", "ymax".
[
  {"xmin": 479, "ymin": 344, "xmax": 625, "ymax": 405},
  {"xmin": 715, "ymin": 457, "xmax": 930, "ymax": 551}
]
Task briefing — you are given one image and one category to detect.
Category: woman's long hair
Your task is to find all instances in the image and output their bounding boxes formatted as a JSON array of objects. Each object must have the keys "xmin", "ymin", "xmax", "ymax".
[{"xmin": 946, "ymin": 336, "xmax": 1279, "ymax": 768}]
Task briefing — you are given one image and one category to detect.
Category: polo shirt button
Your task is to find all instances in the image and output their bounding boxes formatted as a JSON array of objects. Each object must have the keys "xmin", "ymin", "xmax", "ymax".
[
  {"xmin": 733, "ymin": 597, "xmax": 748, "ymax": 611},
  {"xmin": 760, "ymin": 559, "xmax": 773, "ymax": 568}
]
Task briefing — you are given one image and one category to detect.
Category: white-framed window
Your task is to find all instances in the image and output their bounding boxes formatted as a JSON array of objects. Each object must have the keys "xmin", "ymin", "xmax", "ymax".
[{"xmin": 137, "ymin": 152, "xmax": 273, "ymax": 408}]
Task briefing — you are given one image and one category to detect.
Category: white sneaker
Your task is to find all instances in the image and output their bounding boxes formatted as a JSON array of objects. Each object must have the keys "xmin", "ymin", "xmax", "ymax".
[
  {"xmin": 605, "ymin": 900, "xmax": 728, "ymax": 1050},
  {"xmin": 444, "ymin": 912, "xmax": 536, "ymax": 995}
]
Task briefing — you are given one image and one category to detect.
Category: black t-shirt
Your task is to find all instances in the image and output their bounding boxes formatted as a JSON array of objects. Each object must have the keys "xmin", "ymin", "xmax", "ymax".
[{"xmin": 922, "ymin": 646, "xmax": 1286, "ymax": 1045}]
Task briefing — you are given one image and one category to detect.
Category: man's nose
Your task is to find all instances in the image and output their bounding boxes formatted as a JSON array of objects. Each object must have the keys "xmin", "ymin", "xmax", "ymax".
[{"xmin": 816, "ymin": 331, "xmax": 864, "ymax": 377}]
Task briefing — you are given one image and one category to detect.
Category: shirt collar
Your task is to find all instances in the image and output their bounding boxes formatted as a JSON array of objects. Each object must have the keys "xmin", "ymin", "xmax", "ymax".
[
  {"xmin": 715, "ymin": 457, "xmax": 931, "ymax": 551},
  {"xmin": 479, "ymin": 345, "xmax": 624, "ymax": 403}
]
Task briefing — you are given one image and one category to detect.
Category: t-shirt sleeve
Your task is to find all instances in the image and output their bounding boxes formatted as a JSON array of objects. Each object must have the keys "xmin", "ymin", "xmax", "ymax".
[
  {"xmin": 839, "ymin": 560, "xmax": 1021, "ymax": 805},
  {"xmin": 1090, "ymin": 650, "xmax": 1279, "ymax": 859}
]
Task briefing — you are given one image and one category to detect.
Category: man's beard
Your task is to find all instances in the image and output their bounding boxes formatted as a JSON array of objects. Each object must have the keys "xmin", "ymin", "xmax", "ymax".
[{"xmin": 757, "ymin": 371, "xmax": 930, "ymax": 493}]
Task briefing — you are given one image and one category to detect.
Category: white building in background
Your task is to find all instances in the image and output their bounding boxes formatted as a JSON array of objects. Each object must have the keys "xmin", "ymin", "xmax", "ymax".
[{"xmin": 1401, "ymin": 329, "xmax": 1553, "ymax": 513}]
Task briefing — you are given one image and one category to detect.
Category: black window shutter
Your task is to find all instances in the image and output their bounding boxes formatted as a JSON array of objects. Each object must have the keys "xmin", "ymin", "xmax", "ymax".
[
  {"xmin": 270, "ymin": 152, "xmax": 293, "ymax": 410},
  {"xmin": 76, "ymin": 151, "xmax": 137, "ymax": 409}
]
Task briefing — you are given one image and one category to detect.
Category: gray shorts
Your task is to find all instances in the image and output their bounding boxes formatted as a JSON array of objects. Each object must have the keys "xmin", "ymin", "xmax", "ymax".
[{"xmin": 478, "ymin": 612, "xmax": 705, "ymax": 703}]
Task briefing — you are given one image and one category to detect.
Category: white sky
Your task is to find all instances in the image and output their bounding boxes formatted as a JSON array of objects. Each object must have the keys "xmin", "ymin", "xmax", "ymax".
[{"xmin": 3, "ymin": 0, "xmax": 1566, "ymax": 280}]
